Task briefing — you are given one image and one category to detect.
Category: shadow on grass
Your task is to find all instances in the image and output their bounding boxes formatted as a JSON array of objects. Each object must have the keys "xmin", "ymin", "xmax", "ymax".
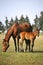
[
  {"xmin": 17, "ymin": 50, "xmax": 43, "ymax": 53},
  {"xmin": 32, "ymin": 51, "xmax": 43, "ymax": 53}
]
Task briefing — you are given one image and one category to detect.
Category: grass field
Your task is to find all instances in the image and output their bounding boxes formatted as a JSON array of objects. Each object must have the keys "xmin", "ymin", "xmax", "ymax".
[{"xmin": 0, "ymin": 33, "xmax": 43, "ymax": 65}]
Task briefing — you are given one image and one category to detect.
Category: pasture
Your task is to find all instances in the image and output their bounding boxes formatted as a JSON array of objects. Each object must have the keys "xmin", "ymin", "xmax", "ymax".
[{"xmin": 0, "ymin": 33, "xmax": 43, "ymax": 65}]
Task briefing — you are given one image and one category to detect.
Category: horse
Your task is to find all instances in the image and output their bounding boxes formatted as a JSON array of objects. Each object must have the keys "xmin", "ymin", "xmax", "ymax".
[
  {"xmin": 2, "ymin": 22, "xmax": 32, "ymax": 52},
  {"xmin": 16, "ymin": 28, "xmax": 40, "ymax": 52}
]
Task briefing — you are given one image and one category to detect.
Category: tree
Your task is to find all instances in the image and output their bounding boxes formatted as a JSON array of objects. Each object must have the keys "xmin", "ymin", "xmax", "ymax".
[
  {"xmin": 39, "ymin": 11, "xmax": 43, "ymax": 30},
  {"xmin": 34, "ymin": 15, "xmax": 39, "ymax": 27},
  {"xmin": 25, "ymin": 16, "xmax": 30, "ymax": 23},
  {"xmin": 20, "ymin": 15, "xmax": 25, "ymax": 23},
  {"xmin": 15, "ymin": 16, "xmax": 18, "ymax": 23},
  {"xmin": 0, "ymin": 21, "xmax": 5, "ymax": 33},
  {"xmin": 32, "ymin": 24, "xmax": 36, "ymax": 31},
  {"xmin": 34, "ymin": 11, "xmax": 43, "ymax": 31},
  {"xmin": 41, "ymin": 11, "xmax": 43, "ymax": 16},
  {"xmin": 5, "ymin": 17, "xmax": 9, "ymax": 30},
  {"xmin": 9, "ymin": 17, "xmax": 14, "ymax": 26}
]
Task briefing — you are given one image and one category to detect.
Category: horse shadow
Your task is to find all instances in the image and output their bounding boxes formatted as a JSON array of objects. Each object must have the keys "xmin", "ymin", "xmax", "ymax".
[
  {"xmin": 18, "ymin": 50, "xmax": 43, "ymax": 53},
  {"xmin": 32, "ymin": 50, "xmax": 43, "ymax": 53}
]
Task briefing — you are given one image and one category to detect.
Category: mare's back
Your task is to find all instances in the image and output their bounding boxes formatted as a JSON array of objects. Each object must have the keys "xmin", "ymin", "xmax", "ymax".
[{"xmin": 19, "ymin": 23, "xmax": 32, "ymax": 32}]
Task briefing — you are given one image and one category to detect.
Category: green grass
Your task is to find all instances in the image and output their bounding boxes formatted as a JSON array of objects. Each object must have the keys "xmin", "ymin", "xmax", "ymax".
[{"xmin": 0, "ymin": 33, "xmax": 43, "ymax": 65}]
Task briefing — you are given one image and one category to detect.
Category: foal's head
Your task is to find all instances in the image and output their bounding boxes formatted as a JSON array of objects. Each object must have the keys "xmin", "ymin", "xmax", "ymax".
[
  {"xmin": 2, "ymin": 39, "xmax": 9, "ymax": 52},
  {"xmin": 34, "ymin": 28, "xmax": 40, "ymax": 37}
]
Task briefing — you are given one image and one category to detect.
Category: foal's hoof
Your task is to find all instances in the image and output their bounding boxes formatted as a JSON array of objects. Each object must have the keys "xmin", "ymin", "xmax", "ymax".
[
  {"xmin": 25, "ymin": 49, "xmax": 27, "ymax": 52},
  {"xmin": 15, "ymin": 50, "xmax": 17, "ymax": 52},
  {"xmin": 21, "ymin": 50, "xmax": 24, "ymax": 52},
  {"xmin": 30, "ymin": 50, "xmax": 33, "ymax": 52}
]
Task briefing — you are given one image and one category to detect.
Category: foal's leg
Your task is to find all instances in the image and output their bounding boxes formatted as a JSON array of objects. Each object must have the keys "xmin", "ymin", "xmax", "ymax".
[
  {"xmin": 19, "ymin": 39, "xmax": 24, "ymax": 52},
  {"xmin": 16, "ymin": 37, "xmax": 19, "ymax": 52}
]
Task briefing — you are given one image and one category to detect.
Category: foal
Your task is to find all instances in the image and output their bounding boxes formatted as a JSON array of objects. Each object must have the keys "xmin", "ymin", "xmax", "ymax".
[{"xmin": 16, "ymin": 29, "xmax": 40, "ymax": 52}]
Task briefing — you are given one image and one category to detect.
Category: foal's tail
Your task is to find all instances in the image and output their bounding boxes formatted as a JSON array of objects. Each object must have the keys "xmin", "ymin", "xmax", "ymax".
[
  {"xmin": 18, "ymin": 34, "xmax": 21, "ymax": 39},
  {"xmin": 16, "ymin": 34, "xmax": 20, "ymax": 40}
]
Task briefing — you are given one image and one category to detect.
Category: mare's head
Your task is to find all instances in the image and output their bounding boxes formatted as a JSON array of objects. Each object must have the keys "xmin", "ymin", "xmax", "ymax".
[{"xmin": 2, "ymin": 39, "xmax": 9, "ymax": 52}]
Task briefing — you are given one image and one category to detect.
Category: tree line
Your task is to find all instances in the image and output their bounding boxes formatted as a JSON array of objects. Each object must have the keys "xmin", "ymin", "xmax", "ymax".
[
  {"xmin": 33, "ymin": 11, "xmax": 43, "ymax": 31},
  {"xmin": 0, "ymin": 11, "xmax": 43, "ymax": 33}
]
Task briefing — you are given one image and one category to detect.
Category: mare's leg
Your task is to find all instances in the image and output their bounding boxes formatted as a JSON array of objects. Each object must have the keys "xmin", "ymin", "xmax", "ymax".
[
  {"xmin": 25, "ymin": 39, "xmax": 30, "ymax": 52},
  {"xmin": 25, "ymin": 39, "xmax": 28, "ymax": 51},
  {"xmin": 29, "ymin": 42, "xmax": 30, "ymax": 52},
  {"xmin": 30, "ymin": 40, "xmax": 33, "ymax": 52},
  {"xmin": 32, "ymin": 40, "xmax": 34, "ymax": 52},
  {"xmin": 12, "ymin": 35, "xmax": 17, "ymax": 52},
  {"xmin": 28, "ymin": 40, "xmax": 30, "ymax": 51},
  {"xmin": 14, "ymin": 38, "xmax": 17, "ymax": 52},
  {"xmin": 25, "ymin": 44, "xmax": 27, "ymax": 51}
]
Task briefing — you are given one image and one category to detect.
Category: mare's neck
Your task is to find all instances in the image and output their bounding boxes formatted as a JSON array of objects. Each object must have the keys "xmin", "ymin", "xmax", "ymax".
[
  {"xmin": 5, "ymin": 33, "xmax": 11, "ymax": 42},
  {"xmin": 5, "ymin": 28, "xmax": 13, "ymax": 42}
]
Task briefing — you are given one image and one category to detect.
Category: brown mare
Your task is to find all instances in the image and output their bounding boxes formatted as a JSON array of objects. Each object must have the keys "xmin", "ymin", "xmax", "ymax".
[
  {"xmin": 16, "ymin": 28, "xmax": 40, "ymax": 52},
  {"xmin": 2, "ymin": 22, "xmax": 32, "ymax": 52}
]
